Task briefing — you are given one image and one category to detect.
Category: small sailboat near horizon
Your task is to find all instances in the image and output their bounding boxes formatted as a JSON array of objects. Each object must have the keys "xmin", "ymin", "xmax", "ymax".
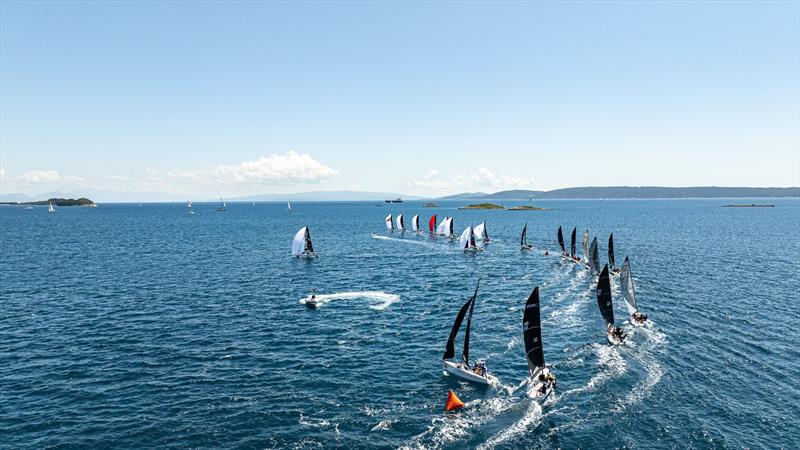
[
  {"xmin": 443, "ymin": 281, "xmax": 499, "ymax": 385},
  {"xmin": 187, "ymin": 201, "xmax": 195, "ymax": 215},
  {"xmin": 620, "ymin": 257, "xmax": 649, "ymax": 326},
  {"xmin": 459, "ymin": 226, "xmax": 478, "ymax": 252},
  {"xmin": 523, "ymin": 286, "xmax": 557, "ymax": 400},
  {"xmin": 288, "ymin": 201, "xmax": 292, "ymax": 211},
  {"xmin": 520, "ymin": 222, "xmax": 532, "ymax": 250},
  {"xmin": 48, "ymin": 202, "xmax": 55, "ymax": 213},
  {"xmin": 292, "ymin": 226, "xmax": 317, "ymax": 258},
  {"xmin": 597, "ymin": 265, "xmax": 626, "ymax": 345},
  {"xmin": 217, "ymin": 197, "xmax": 226, "ymax": 212}
]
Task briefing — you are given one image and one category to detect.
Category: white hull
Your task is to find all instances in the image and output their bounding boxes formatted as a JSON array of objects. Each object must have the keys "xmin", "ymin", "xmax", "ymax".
[
  {"xmin": 520, "ymin": 244, "xmax": 532, "ymax": 250},
  {"xmin": 606, "ymin": 332, "xmax": 625, "ymax": 346},
  {"xmin": 295, "ymin": 252, "xmax": 317, "ymax": 259},
  {"xmin": 525, "ymin": 382, "xmax": 555, "ymax": 402},
  {"xmin": 443, "ymin": 361, "xmax": 499, "ymax": 386}
]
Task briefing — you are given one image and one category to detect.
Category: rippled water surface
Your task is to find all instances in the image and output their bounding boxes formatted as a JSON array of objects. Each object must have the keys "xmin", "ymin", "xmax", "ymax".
[{"xmin": 2, "ymin": 199, "xmax": 799, "ymax": 449}]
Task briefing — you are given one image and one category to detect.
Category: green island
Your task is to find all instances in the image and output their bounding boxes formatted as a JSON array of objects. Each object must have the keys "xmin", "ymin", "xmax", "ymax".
[
  {"xmin": 458, "ymin": 203, "xmax": 506, "ymax": 210},
  {"xmin": 423, "ymin": 203, "xmax": 438, "ymax": 207},
  {"xmin": 508, "ymin": 205, "xmax": 548, "ymax": 211},
  {"xmin": 1, "ymin": 197, "xmax": 96, "ymax": 206},
  {"xmin": 721, "ymin": 204, "xmax": 775, "ymax": 208}
]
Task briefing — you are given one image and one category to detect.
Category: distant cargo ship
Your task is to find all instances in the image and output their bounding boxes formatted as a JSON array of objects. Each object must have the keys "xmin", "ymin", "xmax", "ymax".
[{"xmin": 385, "ymin": 198, "xmax": 403, "ymax": 203}]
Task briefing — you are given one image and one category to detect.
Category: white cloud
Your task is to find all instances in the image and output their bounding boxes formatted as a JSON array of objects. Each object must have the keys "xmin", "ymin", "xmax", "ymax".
[
  {"xmin": 410, "ymin": 168, "xmax": 540, "ymax": 192},
  {"xmin": 213, "ymin": 151, "xmax": 339, "ymax": 185},
  {"xmin": 0, "ymin": 167, "xmax": 5, "ymax": 179},
  {"xmin": 18, "ymin": 170, "xmax": 64, "ymax": 183}
]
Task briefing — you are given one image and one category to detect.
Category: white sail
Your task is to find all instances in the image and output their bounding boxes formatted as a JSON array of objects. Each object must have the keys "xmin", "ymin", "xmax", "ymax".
[
  {"xmin": 396, "ymin": 214, "xmax": 404, "ymax": 231},
  {"xmin": 411, "ymin": 214, "xmax": 419, "ymax": 232},
  {"xmin": 287, "ymin": 201, "xmax": 291, "ymax": 210},
  {"xmin": 292, "ymin": 227, "xmax": 307, "ymax": 256},
  {"xmin": 459, "ymin": 226, "xmax": 474, "ymax": 249},
  {"xmin": 582, "ymin": 230, "xmax": 590, "ymax": 261},
  {"xmin": 436, "ymin": 217, "xmax": 448, "ymax": 236},
  {"xmin": 474, "ymin": 222, "xmax": 487, "ymax": 241},
  {"xmin": 48, "ymin": 202, "xmax": 55, "ymax": 213},
  {"xmin": 385, "ymin": 214, "xmax": 393, "ymax": 230},
  {"xmin": 445, "ymin": 217, "xmax": 454, "ymax": 237},
  {"xmin": 620, "ymin": 257, "xmax": 638, "ymax": 315}
]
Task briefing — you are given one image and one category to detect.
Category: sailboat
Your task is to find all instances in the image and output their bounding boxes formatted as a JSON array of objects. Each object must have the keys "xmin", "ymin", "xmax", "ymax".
[
  {"xmin": 520, "ymin": 222, "xmax": 532, "ymax": 250},
  {"xmin": 48, "ymin": 202, "xmax": 55, "ymax": 213},
  {"xmin": 288, "ymin": 201, "xmax": 292, "ymax": 211},
  {"xmin": 589, "ymin": 237, "xmax": 600, "ymax": 277},
  {"xmin": 597, "ymin": 265, "xmax": 626, "ymax": 345},
  {"xmin": 396, "ymin": 214, "xmax": 405, "ymax": 231},
  {"xmin": 385, "ymin": 214, "xmax": 394, "ymax": 231},
  {"xmin": 447, "ymin": 217, "xmax": 455, "ymax": 239},
  {"xmin": 187, "ymin": 201, "xmax": 195, "ymax": 215},
  {"xmin": 582, "ymin": 230, "xmax": 590, "ymax": 266},
  {"xmin": 436, "ymin": 216, "xmax": 447, "ymax": 236},
  {"xmin": 523, "ymin": 286, "xmax": 556, "ymax": 400},
  {"xmin": 428, "ymin": 215, "xmax": 437, "ymax": 234},
  {"xmin": 217, "ymin": 197, "xmax": 226, "ymax": 212},
  {"xmin": 437, "ymin": 217, "xmax": 454, "ymax": 238},
  {"xmin": 443, "ymin": 281, "xmax": 499, "ymax": 385},
  {"xmin": 459, "ymin": 226, "xmax": 478, "ymax": 251},
  {"xmin": 608, "ymin": 234, "xmax": 619, "ymax": 274},
  {"xmin": 557, "ymin": 226, "xmax": 566, "ymax": 256},
  {"xmin": 291, "ymin": 226, "xmax": 317, "ymax": 258},
  {"xmin": 474, "ymin": 222, "xmax": 489, "ymax": 242},
  {"xmin": 620, "ymin": 257, "xmax": 649, "ymax": 326},
  {"xmin": 411, "ymin": 214, "xmax": 420, "ymax": 232}
]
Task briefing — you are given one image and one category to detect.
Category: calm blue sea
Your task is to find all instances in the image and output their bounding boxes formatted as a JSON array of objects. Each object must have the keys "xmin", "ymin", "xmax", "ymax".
[{"xmin": 1, "ymin": 199, "xmax": 799, "ymax": 449}]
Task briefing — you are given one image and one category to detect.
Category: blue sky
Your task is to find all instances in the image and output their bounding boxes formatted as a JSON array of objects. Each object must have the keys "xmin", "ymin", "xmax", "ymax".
[{"xmin": 1, "ymin": 1, "xmax": 798, "ymax": 200}]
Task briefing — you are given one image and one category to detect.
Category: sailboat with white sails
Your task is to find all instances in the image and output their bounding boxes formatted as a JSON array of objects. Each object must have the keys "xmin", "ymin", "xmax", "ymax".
[
  {"xmin": 396, "ymin": 214, "xmax": 405, "ymax": 232},
  {"xmin": 473, "ymin": 222, "xmax": 489, "ymax": 242},
  {"xmin": 187, "ymin": 201, "xmax": 194, "ymax": 215},
  {"xmin": 385, "ymin": 214, "xmax": 394, "ymax": 231},
  {"xmin": 458, "ymin": 226, "xmax": 478, "ymax": 252},
  {"xmin": 292, "ymin": 226, "xmax": 317, "ymax": 258},
  {"xmin": 523, "ymin": 286, "xmax": 557, "ymax": 400},
  {"xmin": 443, "ymin": 281, "xmax": 499, "ymax": 385},
  {"xmin": 217, "ymin": 197, "xmax": 226, "ymax": 212},
  {"xmin": 411, "ymin": 214, "xmax": 420, "ymax": 233},
  {"xmin": 620, "ymin": 257, "xmax": 649, "ymax": 326},
  {"xmin": 48, "ymin": 202, "xmax": 55, "ymax": 213}
]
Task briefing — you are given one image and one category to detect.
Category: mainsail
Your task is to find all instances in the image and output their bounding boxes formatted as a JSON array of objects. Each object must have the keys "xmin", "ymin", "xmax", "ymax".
[
  {"xmin": 582, "ymin": 230, "xmax": 590, "ymax": 262},
  {"xmin": 385, "ymin": 214, "xmax": 393, "ymax": 231},
  {"xmin": 619, "ymin": 257, "xmax": 638, "ymax": 315},
  {"xmin": 474, "ymin": 222, "xmax": 488, "ymax": 241},
  {"xmin": 589, "ymin": 237, "xmax": 600, "ymax": 276},
  {"xmin": 570, "ymin": 228, "xmax": 577, "ymax": 258},
  {"xmin": 412, "ymin": 214, "xmax": 420, "ymax": 232},
  {"xmin": 521, "ymin": 223, "xmax": 529, "ymax": 246},
  {"xmin": 396, "ymin": 214, "xmax": 405, "ymax": 231},
  {"xmin": 596, "ymin": 265, "xmax": 615, "ymax": 327},
  {"xmin": 523, "ymin": 286, "xmax": 545, "ymax": 375},
  {"xmin": 429, "ymin": 215, "xmax": 437, "ymax": 233},
  {"xmin": 557, "ymin": 226, "xmax": 565, "ymax": 253},
  {"xmin": 608, "ymin": 234, "xmax": 616, "ymax": 269},
  {"xmin": 447, "ymin": 217, "xmax": 454, "ymax": 237},
  {"xmin": 443, "ymin": 283, "xmax": 479, "ymax": 364}
]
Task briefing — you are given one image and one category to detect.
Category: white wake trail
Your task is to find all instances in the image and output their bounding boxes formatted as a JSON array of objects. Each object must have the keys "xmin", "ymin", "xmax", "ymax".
[{"xmin": 299, "ymin": 291, "xmax": 400, "ymax": 311}]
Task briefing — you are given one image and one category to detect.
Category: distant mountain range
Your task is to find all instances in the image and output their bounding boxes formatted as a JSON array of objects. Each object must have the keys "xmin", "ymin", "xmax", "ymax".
[{"xmin": 441, "ymin": 186, "xmax": 800, "ymax": 200}]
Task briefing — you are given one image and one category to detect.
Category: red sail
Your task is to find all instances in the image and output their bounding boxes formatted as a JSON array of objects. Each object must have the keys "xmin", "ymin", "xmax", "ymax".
[{"xmin": 429, "ymin": 215, "xmax": 437, "ymax": 233}]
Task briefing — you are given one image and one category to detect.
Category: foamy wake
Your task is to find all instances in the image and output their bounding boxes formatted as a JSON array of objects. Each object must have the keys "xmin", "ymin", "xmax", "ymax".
[
  {"xmin": 400, "ymin": 397, "xmax": 517, "ymax": 450},
  {"xmin": 564, "ymin": 344, "xmax": 627, "ymax": 396},
  {"xmin": 371, "ymin": 234, "xmax": 457, "ymax": 252},
  {"xmin": 613, "ymin": 326, "xmax": 667, "ymax": 411},
  {"xmin": 478, "ymin": 400, "xmax": 544, "ymax": 450},
  {"xmin": 299, "ymin": 291, "xmax": 400, "ymax": 311}
]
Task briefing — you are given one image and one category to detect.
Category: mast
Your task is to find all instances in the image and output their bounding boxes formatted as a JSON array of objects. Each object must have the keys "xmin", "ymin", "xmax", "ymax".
[
  {"xmin": 523, "ymin": 286, "xmax": 545, "ymax": 375},
  {"xmin": 462, "ymin": 285, "xmax": 478, "ymax": 365},
  {"xmin": 443, "ymin": 283, "xmax": 479, "ymax": 361},
  {"xmin": 570, "ymin": 228, "xmax": 577, "ymax": 258},
  {"xmin": 608, "ymin": 234, "xmax": 616, "ymax": 269},
  {"xmin": 557, "ymin": 226, "xmax": 565, "ymax": 253},
  {"xmin": 620, "ymin": 257, "xmax": 638, "ymax": 315},
  {"xmin": 596, "ymin": 265, "xmax": 615, "ymax": 327}
]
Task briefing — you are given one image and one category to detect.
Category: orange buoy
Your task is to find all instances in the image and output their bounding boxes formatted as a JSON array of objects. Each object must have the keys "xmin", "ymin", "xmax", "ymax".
[{"xmin": 445, "ymin": 389, "xmax": 465, "ymax": 412}]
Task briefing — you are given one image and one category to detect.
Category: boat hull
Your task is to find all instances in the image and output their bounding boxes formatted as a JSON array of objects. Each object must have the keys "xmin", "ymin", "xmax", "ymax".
[
  {"xmin": 607, "ymin": 332, "xmax": 625, "ymax": 346},
  {"xmin": 443, "ymin": 361, "xmax": 499, "ymax": 386},
  {"xmin": 525, "ymin": 382, "xmax": 555, "ymax": 402}
]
